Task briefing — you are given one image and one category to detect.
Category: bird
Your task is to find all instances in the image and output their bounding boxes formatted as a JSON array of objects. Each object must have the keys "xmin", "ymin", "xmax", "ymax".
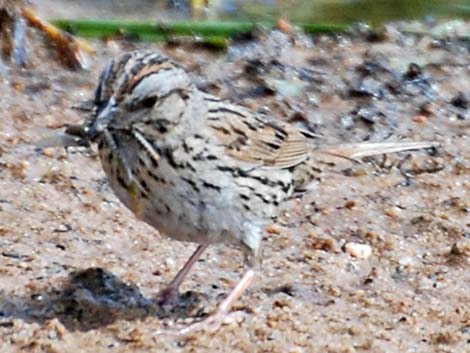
[{"xmin": 70, "ymin": 50, "xmax": 437, "ymax": 332}]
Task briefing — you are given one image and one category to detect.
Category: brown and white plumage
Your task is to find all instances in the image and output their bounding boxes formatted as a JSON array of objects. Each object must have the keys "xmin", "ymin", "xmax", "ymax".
[{"xmin": 80, "ymin": 50, "xmax": 437, "ymax": 330}]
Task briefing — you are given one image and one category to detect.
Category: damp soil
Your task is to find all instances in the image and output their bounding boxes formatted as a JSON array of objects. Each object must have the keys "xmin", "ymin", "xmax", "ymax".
[{"xmin": 1, "ymin": 21, "xmax": 470, "ymax": 353}]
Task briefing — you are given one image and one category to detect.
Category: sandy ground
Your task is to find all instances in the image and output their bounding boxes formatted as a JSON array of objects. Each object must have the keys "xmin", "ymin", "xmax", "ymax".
[{"xmin": 1, "ymin": 18, "xmax": 470, "ymax": 353}]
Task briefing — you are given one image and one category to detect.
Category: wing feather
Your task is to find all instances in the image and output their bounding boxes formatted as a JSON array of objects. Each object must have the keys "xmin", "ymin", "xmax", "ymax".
[{"xmin": 206, "ymin": 100, "xmax": 314, "ymax": 168}]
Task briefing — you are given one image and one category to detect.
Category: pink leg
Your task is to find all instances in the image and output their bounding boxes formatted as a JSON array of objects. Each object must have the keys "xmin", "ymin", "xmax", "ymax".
[
  {"xmin": 177, "ymin": 268, "xmax": 256, "ymax": 335},
  {"xmin": 158, "ymin": 244, "xmax": 208, "ymax": 308},
  {"xmin": 214, "ymin": 268, "xmax": 256, "ymax": 316}
]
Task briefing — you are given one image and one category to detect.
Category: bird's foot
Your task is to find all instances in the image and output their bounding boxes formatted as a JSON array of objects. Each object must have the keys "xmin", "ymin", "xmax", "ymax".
[
  {"xmin": 156, "ymin": 286, "xmax": 181, "ymax": 312},
  {"xmin": 156, "ymin": 309, "xmax": 246, "ymax": 337}
]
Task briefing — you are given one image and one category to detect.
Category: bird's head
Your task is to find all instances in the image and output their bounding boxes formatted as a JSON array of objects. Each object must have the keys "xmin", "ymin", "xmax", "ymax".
[{"xmin": 87, "ymin": 51, "xmax": 193, "ymax": 139}]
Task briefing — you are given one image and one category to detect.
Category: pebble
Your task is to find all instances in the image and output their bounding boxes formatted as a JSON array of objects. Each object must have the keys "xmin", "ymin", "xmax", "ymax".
[
  {"xmin": 164, "ymin": 257, "xmax": 175, "ymax": 269},
  {"xmin": 450, "ymin": 239, "xmax": 470, "ymax": 259},
  {"xmin": 344, "ymin": 242, "xmax": 372, "ymax": 259},
  {"xmin": 398, "ymin": 256, "xmax": 415, "ymax": 266},
  {"xmin": 266, "ymin": 225, "xmax": 282, "ymax": 234},
  {"xmin": 413, "ymin": 115, "xmax": 427, "ymax": 124}
]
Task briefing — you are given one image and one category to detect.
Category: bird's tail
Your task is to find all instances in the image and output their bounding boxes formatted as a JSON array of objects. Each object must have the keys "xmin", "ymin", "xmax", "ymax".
[{"xmin": 318, "ymin": 141, "xmax": 439, "ymax": 161}]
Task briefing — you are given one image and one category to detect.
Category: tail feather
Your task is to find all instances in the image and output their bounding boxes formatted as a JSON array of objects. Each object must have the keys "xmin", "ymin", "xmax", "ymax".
[{"xmin": 319, "ymin": 141, "xmax": 439, "ymax": 161}]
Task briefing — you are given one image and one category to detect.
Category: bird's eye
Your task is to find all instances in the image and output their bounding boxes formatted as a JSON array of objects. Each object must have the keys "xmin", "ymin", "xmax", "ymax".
[{"xmin": 140, "ymin": 96, "xmax": 158, "ymax": 108}]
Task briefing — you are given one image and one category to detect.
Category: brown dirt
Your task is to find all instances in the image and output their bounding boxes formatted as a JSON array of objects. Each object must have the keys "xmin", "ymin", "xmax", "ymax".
[{"xmin": 1, "ymin": 21, "xmax": 469, "ymax": 353}]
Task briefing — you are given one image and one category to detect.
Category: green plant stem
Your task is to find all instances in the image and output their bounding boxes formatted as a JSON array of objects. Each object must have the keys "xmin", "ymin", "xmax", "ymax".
[{"xmin": 51, "ymin": 19, "xmax": 349, "ymax": 42}]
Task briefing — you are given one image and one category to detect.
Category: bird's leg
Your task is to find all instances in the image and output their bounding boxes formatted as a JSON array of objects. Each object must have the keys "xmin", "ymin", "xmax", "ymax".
[
  {"xmin": 213, "ymin": 267, "xmax": 256, "ymax": 316},
  {"xmin": 176, "ymin": 267, "xmax": 256, "ymax": 335},
  {"xmin": 155, "ymin": 244, "xmax": 259, "ymax": 336},
  {"xmin": 175, "ymin": 247, "xmax": 259, "ymax": 335},
  {"xmin": 158, "ymin": 244, "xmax": 208, "ymax": 309},
  {"xmin": 212, "ymin": 244, "xmax": 259, "ymax": 317}
]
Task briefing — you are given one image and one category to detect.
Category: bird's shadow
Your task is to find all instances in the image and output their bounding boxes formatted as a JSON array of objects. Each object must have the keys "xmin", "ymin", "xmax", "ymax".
[{"xmin": 0, "ymin": 267, "xmax": 209, "ymax": 331}]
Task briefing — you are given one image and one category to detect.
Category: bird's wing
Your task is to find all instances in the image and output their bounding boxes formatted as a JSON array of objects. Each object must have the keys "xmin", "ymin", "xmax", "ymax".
[{"xmin": 206, "ymin": 100, "xmax": 314, "ymax": 168}]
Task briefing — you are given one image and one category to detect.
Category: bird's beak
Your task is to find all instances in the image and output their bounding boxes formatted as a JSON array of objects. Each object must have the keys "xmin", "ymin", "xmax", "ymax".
[{"xmin": 88, "ymin": 98, "xmax": 117, "ymax": 138}]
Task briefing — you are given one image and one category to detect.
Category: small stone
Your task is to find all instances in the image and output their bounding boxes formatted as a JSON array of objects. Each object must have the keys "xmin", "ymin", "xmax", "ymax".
[
  {"xmin": 307, "ymin": 232, "xmax": 337, "ymax": 252},
  {"xmin": 450, "ymin": 92, "xmax": 468, "ymax": 109},
  {"xmin": 164, "ymin": 257, "xmax": 175, "ymax": 269},
  {"xmin": 450, "ymin": 239, "xmax": 470, "ymax": 258},
  {"xmin": 344, "ymin": 242, "xmax": 372, "ymax": 259},
  {"xmin": 412, "ymin": 115, "xmax": 427, "ymax": 124},
  {"xmin": 54, "ymin": 223, "xmax": 71, "ymax": 233},
  {"xmin": 41, "ymin": 147, "xmax": 55, "ymax": 157},
  {"xmin": 266, "ymin": 225, "xmax": 281, "ymax": 235},
  {"xmin": 344, "ymin": 200, "xmax": 356, "ymax": 209},
  {"xmin": 398, "ymin": 256, "xmax": 415, "ymax": 266},
  {"xmin": 48, "ymin": 330, "xmax": 57, "ymax": 340},
  {"xmin": 384, "ymin": 207, "xmax": 400, "ymax": 218}
]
